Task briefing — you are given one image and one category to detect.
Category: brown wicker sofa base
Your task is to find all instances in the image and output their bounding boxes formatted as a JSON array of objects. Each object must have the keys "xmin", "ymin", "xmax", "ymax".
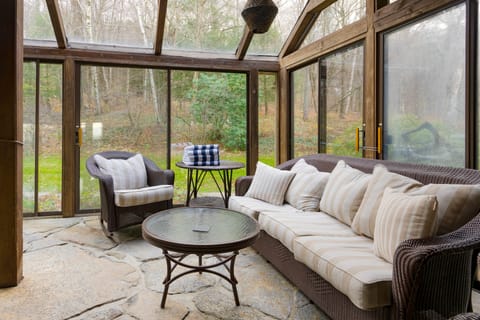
[
  {"xmin": 252, "ymin": 230, "xmax": 390, "ymax": 320},
  {"xmin": 235, "ymin": 154, "xmax": 480, "ymax": 320}
]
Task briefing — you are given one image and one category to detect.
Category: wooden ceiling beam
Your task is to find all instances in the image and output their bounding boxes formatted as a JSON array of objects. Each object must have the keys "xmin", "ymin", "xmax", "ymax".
[
  {"xmin": 45, "ymin": 0, "xmax": 68, "ymax": 49},
  {"xmin": 279, "ymin": 0, "xmax": 336, "ymax": 58},
  {"xmin": 154, "ymin": 0, "xmax": 168, "ymax": 55},
  {"xmin": 236, "ymin": 26, "xmax": 254, "ymax": 60},
  {"xmin": 24, "ymin": 45, "xmax": 280, "ymax": 72}
]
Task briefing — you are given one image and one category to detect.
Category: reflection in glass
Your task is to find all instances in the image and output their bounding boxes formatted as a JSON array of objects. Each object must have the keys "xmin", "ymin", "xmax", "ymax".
[
  {"xmin": 320, "ymin": 43, "xmax": 363, "ymax": 157},
  {"xmin": 38, "ymin": 64, "xmax": 63, "ymax": 212},
  {"xmin": 301, "ymin": 0, "xmax": 366, "ymax": 48},
  {"xmin": 80, "ymin": 66, "xmax": 168, "ymax": 209},
  {"xmin": 292, "ymin": 64, "xmax": 319, "ymax": 157},
  {"xmin": 164, "ymin": 0, "xmax": 245, "ymax": 53},
  {"xmin": 58, "ymin": 0, "xmax": 158, "ymax": 48},
  {"xmin": 383, "ymin": 4, "xmax": 466, "ymax": 167},
  {"xmin": 258, "ymin": 73, "xmax": 277, "ymax": 165},
  {"xmin": 24, "ymin": 0, "xmax": 56, "ymax": 41},
  {"xmin": 171, "ymin": 71, "xmax": 247, "ymax": 200}
]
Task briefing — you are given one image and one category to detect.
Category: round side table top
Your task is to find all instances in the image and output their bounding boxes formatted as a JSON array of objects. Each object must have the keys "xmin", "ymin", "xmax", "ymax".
[
  {"xmin": 142, "ymin": 207, "xmax": 259, "ymax": 254},
  {"xmin": 175, "ymin": 160, "xmax": 244, "ymax": 171}
]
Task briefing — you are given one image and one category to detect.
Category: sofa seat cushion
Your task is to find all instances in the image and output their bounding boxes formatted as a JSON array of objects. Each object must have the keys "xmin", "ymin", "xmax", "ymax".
[
  {"xmin": 258, "ymin": 211, "xmax": 357, "ymax": 252},
  {"xmin": 114, "ymin": 185, "xmax": 174, "ymax": 207},
  {"xmin": 293, "ymin": 235, "xmax": 392, "ymax": 310},
  {"xmin": 228, "ymin": 196, "xmax": 299, "ymax": 220}
]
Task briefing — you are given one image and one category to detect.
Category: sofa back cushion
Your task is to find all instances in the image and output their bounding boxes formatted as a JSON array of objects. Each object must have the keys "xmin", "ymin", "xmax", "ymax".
[
  {"xmin": 245, "ymin": 161, "xmax": 296, "ymax": 206},
  {"xmin": 373, "ymin": 188, "xmax": 438, "ymax": 263},
  {"xmin": 408, "ymin": 184, "xmax": 480, "ymax": 235},
  {"xmin": 94, "ymin": 153, "xmax": 147, "ymax": 190},
  {"xmin": 285, "ymin": 159, "xmax": 330, "ymax": 211},
  {"xmin": 352, "ymin": 165, "xmax": 423, "ymax": 238},
  {"xmin": 320, "ymin": 160, "xmax": 371, "ymax": 225}
]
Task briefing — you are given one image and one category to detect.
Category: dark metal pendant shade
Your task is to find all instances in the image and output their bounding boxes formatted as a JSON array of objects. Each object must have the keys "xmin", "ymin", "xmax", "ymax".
[{"xmin": 241, "ymin": 0, "xmax": 278, "ymax": 34}]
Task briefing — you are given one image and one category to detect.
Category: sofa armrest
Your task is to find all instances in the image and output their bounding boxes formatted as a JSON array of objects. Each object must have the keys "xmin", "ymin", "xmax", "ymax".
[
  {"xmin": 235, "ymin": 176, "xmax": 254, "ymax": 196},
  {"xmin": 392, "ymin": 213, "xmax": 480, "ymax": 319}
]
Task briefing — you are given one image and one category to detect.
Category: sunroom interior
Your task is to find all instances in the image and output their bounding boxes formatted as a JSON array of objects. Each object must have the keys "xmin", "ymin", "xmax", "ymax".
[{"xmin": 0, "ymin": 0, "xmax": 479, "ymax": 317}]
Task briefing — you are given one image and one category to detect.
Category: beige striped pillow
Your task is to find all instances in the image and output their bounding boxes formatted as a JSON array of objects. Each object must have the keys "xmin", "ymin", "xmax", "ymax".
[
  {"xmin": 245, "ymin": 162, "xmax": 296, "ymax": 206},
  {"xmin": 94, "ymin": 154, "xmax": 147, "ymax": 191},
  {"xmin": 351, "ymin": 165, "xmax": 422, "ymax": 238},
  {"xmin": 319, "ymin": 160, "xmax": 371, "ymax": 225},
  {"xmin": 374, "ymin": 188, "xmax": 438, "ymax": 263},
  {"xmin": 285, "ymin": 159, "xmax": 330, "ymax": 211},
  {"xmin": 408, "ymin": 184, "xmax": 480, "ymax": 235}
]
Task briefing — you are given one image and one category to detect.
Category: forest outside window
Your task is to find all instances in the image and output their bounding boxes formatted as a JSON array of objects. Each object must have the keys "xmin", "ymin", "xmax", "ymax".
[{"xmin": 383, "ymin": 3, "xmax": 466, "ymax": 167}]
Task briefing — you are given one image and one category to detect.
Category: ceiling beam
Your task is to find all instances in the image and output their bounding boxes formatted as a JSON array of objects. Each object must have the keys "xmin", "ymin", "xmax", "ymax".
[
  {"xmin": 24, "ymin": 45, "xmax": 280, "ymax": 72},
  {"xmin": 279, "ymin": 0, "xmax": 336, "ymax": 58},
  {"xmin": 45, "ymin": 0, "xmax": 68, "ymax": 49},
  {"xmin": 154, "ymin": 0, "xmax": 168, "ymax": 55},
  {"xmin": 236, "ymin": 26, "xmax": 254, "ymax": 60}
]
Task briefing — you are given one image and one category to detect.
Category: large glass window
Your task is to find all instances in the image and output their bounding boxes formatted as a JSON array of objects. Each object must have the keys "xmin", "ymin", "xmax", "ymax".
[
  {"xmin": 23, "ymin": 62, "xmax": 63, "ymax": 215},
  {"xmin": 171, "ymin": 71, "xmax": 247, "ymax": 201},
  {"xmin": 164, "ymin": 1, "xmax": 244, "ymax": 54},
  {"xmin": 320, "ymin": 43, "xmax": 364, "ymax": 156},
  {"xmin": 79, "ymin": 66, "xmax": 168, "ymax": 210},
  {"xmin": 383, "ymin": 4, "xmax": 466, "ymax": 167},
  {"xmin": 301, "ymin": 0, "xmax": 366, "ymax": 48},
  {"xmin": 248, "ymin": 0, "xmax": 308, "ymax": 56},
  {"xmin": 258, "ymin": 73, "xmax": 277, "ymax": 165},
  {"xmin": 59, "ymin": 0, "xmax": 158, "ymax": 48},
  {"xmin": 24, "ymin": 0, "xmax": 56, "ymax": 41},
  {"xmin": 292, "ymin": 63, "xmax": 319, "ymax": 158}
]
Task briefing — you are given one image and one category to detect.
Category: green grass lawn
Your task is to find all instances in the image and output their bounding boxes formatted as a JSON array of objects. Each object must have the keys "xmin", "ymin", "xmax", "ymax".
[{"xmin": 25, "ymin": 152, "xmax": 275, "ymax": 213}]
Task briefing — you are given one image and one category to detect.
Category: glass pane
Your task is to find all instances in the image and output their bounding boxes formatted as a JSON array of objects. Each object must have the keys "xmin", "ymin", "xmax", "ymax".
[
  {"xmin": 164, "ymin": 0, "xmax": 245, "ymax": 53},
  {"xmin": 80, "ymin": 67, "xmax": 168, "ymax": 210},
  {"xmin": 248, "ymin": 0, "xmax": 309, "ymax": 56},
  {"xmin": 301, "ymin": 0, "xmax": 366, "ymax": 48},
  {"xmin": 384, "ymin": 4, "xmax": 466, "ymax": 167},
  {"xmin": 292, "ymin": 64, "xmax": 318, "ymax": 157},
  {"xmin": 58, "ymin": 0, "xmax": 158, "ymax": 48},
  {"xmin": 23, "ymin": 62, "xmax": 36, "ymax": 214},
  {"xmin": 24, "ymin": 0, "xmax": 56, "ymax": 41},
  {"xmin": 38, "ymin": 64, "xmax": 62, "ymax": 212},
  {"xmin": 258, "ymin": 73, "xmax": 277, "ymax": 165},
  {"xmin": 321, "ymin": 43, "xmax": 363, "ymax": 157},
  {"xmin": 171, "ymin": 70, "xmax": 247, "ymax": 202}
]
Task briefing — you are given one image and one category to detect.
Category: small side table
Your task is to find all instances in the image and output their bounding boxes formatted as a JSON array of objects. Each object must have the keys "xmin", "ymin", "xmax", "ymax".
[{"xmin": 176, "ymin": 160, "xmax": 244, "ymax": 208}]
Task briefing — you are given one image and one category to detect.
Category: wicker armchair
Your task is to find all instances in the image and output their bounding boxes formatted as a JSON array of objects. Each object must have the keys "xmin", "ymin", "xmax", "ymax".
[
  {"xmin": 393, "ymin": 213, "xmax": 480, "ymax": 319},
  {"xmin": 86, "ymin": 151, "xmax": 174, "ymax": 236}
]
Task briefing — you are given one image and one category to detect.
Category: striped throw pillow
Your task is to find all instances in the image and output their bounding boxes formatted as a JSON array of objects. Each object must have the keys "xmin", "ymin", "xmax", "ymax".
[
  {"xmin": 408, "ymin": 184, "xmax": 480, "ymax": 235},
  {"xmin": 245, "ymin": 161, "xmax": 296, "ymax": 206},
  {"xmin": 351, "ymin": 165, "xmax": 422, "ymax": 238},
  {"xmin": 94, "ymin": 154, "xmax": 148, "ymax": 190},
  {"xmin": 319, "ymin": 160, "xmax": 371, "ymax": 226},
  {"xmin": 374, "ymin": 188, "xmax": 438, "ymax": 263},
  {"xmin": 285, "ymin": 159, "xmax": 330, "ymax": 211}
]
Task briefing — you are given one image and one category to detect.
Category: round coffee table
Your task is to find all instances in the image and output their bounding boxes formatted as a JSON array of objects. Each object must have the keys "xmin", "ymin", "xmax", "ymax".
[{"xmin": 142, "ymin": 207, "xmax": 260, "ymax": 308}]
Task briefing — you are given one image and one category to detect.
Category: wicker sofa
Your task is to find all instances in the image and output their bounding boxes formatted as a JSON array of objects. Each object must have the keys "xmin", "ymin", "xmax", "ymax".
[{"xmin": 230, "ymin": 154, "xmax": 480, "ymax": 320}]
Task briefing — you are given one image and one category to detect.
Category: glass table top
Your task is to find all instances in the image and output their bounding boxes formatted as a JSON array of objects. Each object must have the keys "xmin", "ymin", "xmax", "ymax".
[{"xmin": 142, "ymin": 207, "xmax": 259, "ymax": 247}]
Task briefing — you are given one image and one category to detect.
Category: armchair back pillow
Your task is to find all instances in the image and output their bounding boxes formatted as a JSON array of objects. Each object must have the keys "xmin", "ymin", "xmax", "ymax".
[{"xmin": 94, "ymin": 153, "xmax": 148, "ymax": 190}]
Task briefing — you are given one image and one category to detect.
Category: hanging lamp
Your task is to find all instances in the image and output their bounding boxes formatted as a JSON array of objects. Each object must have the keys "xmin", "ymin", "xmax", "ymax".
[{"xmin": 241, "ymin": 0, "xmax": 278, "ymax": 34}]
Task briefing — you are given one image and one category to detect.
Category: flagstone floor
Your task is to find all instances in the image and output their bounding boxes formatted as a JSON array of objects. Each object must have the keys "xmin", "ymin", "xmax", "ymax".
[{"xmin": 0, "ymin": 215, "xmax": 478, "ymax": 320}]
